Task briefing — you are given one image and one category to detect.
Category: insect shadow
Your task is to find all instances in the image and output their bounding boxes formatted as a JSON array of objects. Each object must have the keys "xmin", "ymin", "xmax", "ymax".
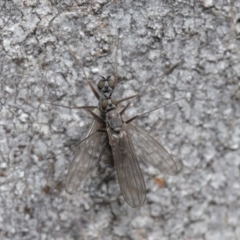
[{"xmin": 49, "ymin": 30, "xmax": 183, "ymax": 208}]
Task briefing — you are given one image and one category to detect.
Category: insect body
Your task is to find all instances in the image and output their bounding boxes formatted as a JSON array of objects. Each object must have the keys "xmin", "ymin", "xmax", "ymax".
[
  {"xmin": 105, "ymin": 108, "xmax": 146, "ymax": 207},
  {"xmin": 64, "ymin": 75, "xmax": 180, "ymax": 207},
  {"xmin": 62, "ymin": 32, "xmax": 181, "ymax": 207}
]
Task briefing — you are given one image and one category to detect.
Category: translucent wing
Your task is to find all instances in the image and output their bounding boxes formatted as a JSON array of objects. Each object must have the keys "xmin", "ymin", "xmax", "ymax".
[
  {"xmin": 65, "ymin": 119, "xmax": 108, "ymax": 193},
  {"xmin": 107, "ymin": 125, "xmax": 146, "ymax": 208},
  {"xmin": 127, "ymin": 123, "xmax": 179, "ymax": 175}
]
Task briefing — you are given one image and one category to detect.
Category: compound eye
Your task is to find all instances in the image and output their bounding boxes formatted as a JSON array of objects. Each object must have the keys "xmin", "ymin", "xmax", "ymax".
[
  {"xmin": 97, "ymin": 80, "xmax": 105, "ymax": 90},
  {"xmin": 101, "ymin": 99, "xmax": 108, "ymax": 109}
]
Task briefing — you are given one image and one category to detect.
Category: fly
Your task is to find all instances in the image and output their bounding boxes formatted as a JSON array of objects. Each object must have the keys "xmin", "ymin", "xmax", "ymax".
[
  {"xmin": 63, "ymin": 76, "xmax": 182, "ymax": 207},
  {"xmin": 53, "ymin": 30, "xmax": 182, "ymax": 207}
]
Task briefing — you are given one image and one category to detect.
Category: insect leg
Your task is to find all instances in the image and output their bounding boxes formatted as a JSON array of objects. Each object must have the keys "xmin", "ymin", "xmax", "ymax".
[
  {"xmin": 110, "ymin": 28, "xmax": 121, "ymax": 96},
  {"xmin": 44, "ymin": 102, "xmax": 97, "ymax": 110},
  {"xmin": 46, "ymin": 129, "xmax": 104, "ymax": 160},
  {"xmin": 85, "ymin": 110, "xmax": 105, "ymax": 124},
  {"xmin": 65, "ymin": 42, "xmax": 100, "ymax": 100},
  {"xmin": 139, "ymin": 61, "xmax": 182, "ymax": 96},
  {"xmin": 117, "ymin": 94, "xmax": 139, "ymax": 104},
  {"xmin": 119, "ymin": 102, "xmax": 131, "ymax": 115},
  {"xmin": 125, "ymin": 96, "xmax": 186, "ymax": 124}
]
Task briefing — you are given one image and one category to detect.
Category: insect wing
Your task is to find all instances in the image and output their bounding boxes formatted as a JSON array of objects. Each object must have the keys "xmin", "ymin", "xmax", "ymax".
[
  {"xmin": 127, "ymin": 123, "xmax": 179, "ymax": 175},
  {"xmin": 65, "ymin": 119, "xmax": 107, "ymax": 193},
  {"xmin": 107, "ymin": 125, "xmax": 146, "ymax": 208}
]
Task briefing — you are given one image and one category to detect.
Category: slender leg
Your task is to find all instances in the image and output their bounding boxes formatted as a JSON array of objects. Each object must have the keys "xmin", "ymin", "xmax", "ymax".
[
  {"xmin": 119, "ymin": 102, "xmax": 131, "ymax": 115},
  {"xmin": 46, "ymin": 129, "xmax": 105, "ymax": 160},
  {"xmin": 45, "ymin": 102, "xmax": 97, "ymax": 110},
  {"xmin": 111, "ymin": 28, "xmax": 121, "ymax": 96},
  {"xmin": 139, "ymin": 61, "xmax": 182, "ymax": 96},
  {"xmin": 85, "ymin": 109, "xmax": 105, "ymax": 124},
  {"xmin": 125, "ymin": 96, "xmax": 185, "ymax": 124},
  {"xmin": 65, "ymin": 42, "xmax": 100, "ymax": 100},
  {"xmin": 117, "ymin": 94, "xmax": 139, "ymax": 104}
]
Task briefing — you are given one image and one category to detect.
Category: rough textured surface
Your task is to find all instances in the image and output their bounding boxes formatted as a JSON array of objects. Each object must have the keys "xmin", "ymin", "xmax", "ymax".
[{"xmin": 0, "ymin": 0, "xmax": 240, "ymax": 239}]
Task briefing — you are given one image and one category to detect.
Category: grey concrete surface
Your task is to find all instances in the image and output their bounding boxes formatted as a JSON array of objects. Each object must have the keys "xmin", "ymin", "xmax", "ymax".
[{"xmin": 0, "ymin": 0, "xmax": 240, "ymax": 239}]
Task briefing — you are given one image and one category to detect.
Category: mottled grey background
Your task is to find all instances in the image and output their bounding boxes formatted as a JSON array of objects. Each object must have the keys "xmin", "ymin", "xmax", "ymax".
[{"xmin": 0, "ymin": 0, "xmax": 240, "ymax": 239}]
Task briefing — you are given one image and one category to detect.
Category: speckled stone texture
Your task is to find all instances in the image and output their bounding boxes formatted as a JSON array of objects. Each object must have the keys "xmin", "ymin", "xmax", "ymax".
[{"xmin": 0, "ymin": 0, "xmax": 240, "ymax": 239}]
